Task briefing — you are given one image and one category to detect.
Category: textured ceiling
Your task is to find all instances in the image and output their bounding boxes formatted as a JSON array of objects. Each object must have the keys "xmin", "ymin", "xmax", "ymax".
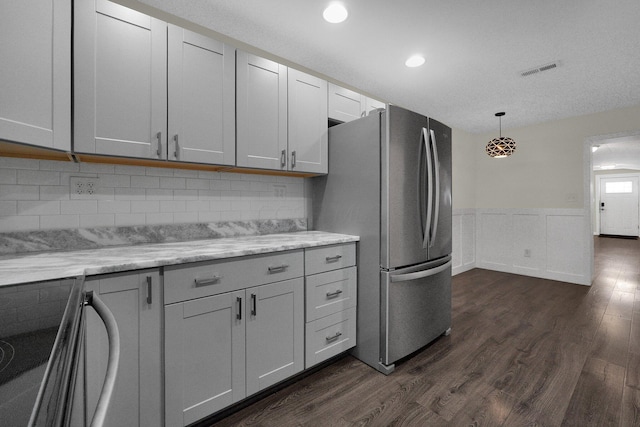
[
  {"xmin": 593, "ymin": 137, "xmax": 640, "ymax": 171},
  {"xmin": 131, "ymin": 0, "xmax": 640, "ymax": 135}
]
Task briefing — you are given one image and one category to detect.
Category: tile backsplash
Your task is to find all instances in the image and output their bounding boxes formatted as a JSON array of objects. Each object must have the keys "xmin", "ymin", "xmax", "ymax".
[{"xmin": 0, "ymin": 157, "xmax": 308, "ymax": 232}]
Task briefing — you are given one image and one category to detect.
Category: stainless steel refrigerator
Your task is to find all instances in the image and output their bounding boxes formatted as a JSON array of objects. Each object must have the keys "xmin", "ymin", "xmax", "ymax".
[{"xmin": 312, "ymin": 104, "xmax": 452, "ymax": 374}]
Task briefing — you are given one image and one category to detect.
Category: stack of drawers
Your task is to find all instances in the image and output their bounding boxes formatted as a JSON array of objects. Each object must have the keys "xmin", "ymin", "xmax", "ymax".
[{"xmin": 304, "ymin": 243, "xmax": 357, "ymax": 368}]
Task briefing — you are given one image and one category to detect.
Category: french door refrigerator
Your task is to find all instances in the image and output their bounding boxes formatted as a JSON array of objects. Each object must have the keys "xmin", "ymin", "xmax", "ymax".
[{"xmin": 312, "ymin": 104, "xmax": 452, "ymax": 374}]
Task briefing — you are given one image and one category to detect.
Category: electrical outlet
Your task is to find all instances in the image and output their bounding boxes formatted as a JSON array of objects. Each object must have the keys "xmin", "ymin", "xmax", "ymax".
[
  {"xmin": 524, "ymin": 249, "xmax": 531, "ymax": 257},
  {"xmin": 70, "ymin": 176, "xmax": 99, "ymax": 199},
  {"xmin": 273, "ymin": 184, "xmax": 286, "ymax": 198}
]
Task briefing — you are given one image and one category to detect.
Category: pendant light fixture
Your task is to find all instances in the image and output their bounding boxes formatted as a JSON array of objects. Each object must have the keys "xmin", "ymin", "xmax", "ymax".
[{"xmin": 486, "ymin": 112, "xmax": 516, "ymax": 158}]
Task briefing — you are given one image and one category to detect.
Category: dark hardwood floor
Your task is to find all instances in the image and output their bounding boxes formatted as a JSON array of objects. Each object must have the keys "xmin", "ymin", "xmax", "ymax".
[{"xmin": 212, "ymin": 236, "xmax": 640, "ymax": 426}]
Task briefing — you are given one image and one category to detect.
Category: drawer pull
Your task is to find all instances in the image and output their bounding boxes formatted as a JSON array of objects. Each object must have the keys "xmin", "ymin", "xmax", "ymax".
[
  {"xmin": 326, "ymin": 331, "xmax": 343, "ymax": 342},
  {"xmin": 325, "ymin": 255, "xmax": 342, "ymax": 263},
  {"xmin": 268, "ymin": 264, "xmax": 289, "ymax": 273},
  {"xmin": 326, "ymin": 289, "xmax": 343, "ymax": 299},
  {"xmin": 194, "ymin": 275, "xmax": 221, "ymax": 287}
]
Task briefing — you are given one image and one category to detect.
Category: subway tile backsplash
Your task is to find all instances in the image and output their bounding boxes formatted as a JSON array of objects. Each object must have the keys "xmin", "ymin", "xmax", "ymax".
[{"xmin": 0, "ymin": 157, "xmax": 308, "ymax": 232}]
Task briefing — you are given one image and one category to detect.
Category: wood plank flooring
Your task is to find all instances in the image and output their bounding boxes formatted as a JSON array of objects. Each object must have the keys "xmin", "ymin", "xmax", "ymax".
[{"xmin": 210, "ymin": 236, "xmax": 640, "ymax": 426}]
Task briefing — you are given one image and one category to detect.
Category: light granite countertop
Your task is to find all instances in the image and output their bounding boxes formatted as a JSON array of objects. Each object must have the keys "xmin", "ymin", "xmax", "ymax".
[{"xmin": 0, "ymin": 231, "xmax": 359, "ymax": 287}]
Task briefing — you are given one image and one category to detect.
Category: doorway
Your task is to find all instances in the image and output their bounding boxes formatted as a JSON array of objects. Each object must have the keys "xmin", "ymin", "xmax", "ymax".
[{"xmin": 596, "ymin": 175, "xmax": 640, "ymax": 237}]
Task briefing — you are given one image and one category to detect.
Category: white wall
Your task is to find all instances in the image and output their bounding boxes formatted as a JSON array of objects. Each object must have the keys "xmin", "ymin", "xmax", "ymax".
[
  {"xmin": 451, "ymin": 104, "xmax": 640, "ymax": 284},
  {"xmin": 0, "ymin": 157, "xmax": 307, "ymax": 232},
  {"xmin": 474, "ymin": 104, "xmax": 640, "ymax": 209}
]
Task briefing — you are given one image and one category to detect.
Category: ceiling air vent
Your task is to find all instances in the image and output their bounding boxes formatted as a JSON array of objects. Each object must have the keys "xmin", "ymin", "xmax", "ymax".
[{"xmin": 520, "ymin": 61, "xmax": 559, "ymax": 77}]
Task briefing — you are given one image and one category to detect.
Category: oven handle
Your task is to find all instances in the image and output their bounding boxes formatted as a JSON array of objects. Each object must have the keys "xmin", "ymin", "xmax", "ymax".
[{"xmin": 84, "ymin": 291, "xmax": 120, "ymax": 427}]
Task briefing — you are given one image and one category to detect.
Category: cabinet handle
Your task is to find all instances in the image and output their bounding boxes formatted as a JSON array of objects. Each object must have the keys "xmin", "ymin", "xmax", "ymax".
[
  {"xmin": 251, "ymin": 293, "xmax": 257, "ymax": 316},
  {"xmin": 268, "ymin": 264, "xmax": 289, "ymax": 273},
  {"xmin": 146, "ymin": 276, "xmax": 152, "ymax": 304},
  {"xmin": 281, "ymin": 149, "xmax": 286, "ymax": 168},
  {"xmin": 194, "ymin": 275, "xmax": 222, "ymax": 287},
  {"xmin": 156, "ymin": 131, "xmax": 162, "ymax": 158},
  {"xmin": 236, "ymin": 296, "xmax": 242, "ymax": 320},
  {"xmin": 291, "ymin": 150, "xmax": 296, "ymax": 168},
  {"xmin": 325, "ymin": 255, "xmax": 342, "ymax": 263},
  {"xmin": 326, "ymin": 331, "xmax": 342, "ymax": 342},
  {"xmin": 173, "ymin": 134, "xmax": 179, "ymax": 160},
  {"xmin": 326, "ymin": 289, "xmax": 343, "ymax": 299}
]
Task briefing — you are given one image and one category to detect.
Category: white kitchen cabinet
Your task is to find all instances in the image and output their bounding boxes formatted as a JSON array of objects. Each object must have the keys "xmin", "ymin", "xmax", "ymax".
[
  {"xmin": 0, "ymin": 0, "xmax": 70, "ymax": 150},
  {"xmin": 288, "ymin": 69, "xmax": 328, "ymax": 174},
  {"xmin": 83, "ymin": 269, "xmax": 162, "ymax": 427},
  {"xmin": 167, "ymin": 24, "xmax": 235, "ymax": 165},
  {"xmin": 74, "ymin": 0, "xmax": 167, "ymax": 159},
  {"xmin": 165, "ymin": 290, "xmax": 246, "ymax": 426},
  {"xmin": 75, "ymin": 0, "xmax": 235, "ymax": 165},
  {"xmin": 328, "ymin": 83, "xmax": 363, "ymax": 124},
  {"xmin": 304, "ymin": 243, "xmax": 357, "ymax": 368},
  {"xmin": 246, "ymin": 278, "xmax": 304, "ymax": 395},
  {"xmin": 237, "ymin": 51, "xmax": 328, "ymax": 174},
  {"xmin": 236, "ymin": 51, "xmax": 288, "ymax": 170},
  {"xmin": 362, "ymin": 96, "xmax": 386, "ymax": 117},
  {"xmin": 164, "ymin": 250, "xmax": 305, "ymax": 426}
]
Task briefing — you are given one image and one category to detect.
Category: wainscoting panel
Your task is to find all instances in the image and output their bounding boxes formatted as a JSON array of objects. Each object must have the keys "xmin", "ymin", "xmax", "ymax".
[
  {"xmin": 474, "ymin": 209, "xmax": 590, "ymax": 285},
  {"xmin": 452, "ymin": 209, "xmax": 476, "ymax": 276}
]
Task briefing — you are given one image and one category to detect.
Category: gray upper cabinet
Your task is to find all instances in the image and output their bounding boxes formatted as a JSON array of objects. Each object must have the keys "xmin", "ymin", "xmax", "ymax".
[
  {"xmin": 236, "ymin": 51, "xmax": 288, "ymax": 170},
  {"xmin": 0, "ymin": 0, "xmax": 70, "ymax": 150},
  {"xmin": 237, "ymin": 51, "xmax": 328, "ymax": 174},
  {"xmin": 167, "ymin": 25, "xmax": 235, "ymax": 165},
  {"xmin": 288, "ymin": 69, "xmax": 328, "ymax": 174},
  {"xmin": 74, "ymin": 0, "xmax": 167, "ymax": 159},
  {"xmin": 362, "ymin": 96, "xmax": 386, "ymax": 117},
  {"xmin": 328, "ymin": 83, "xmax": 362, "ymax": 124},
  {"xmin": 75, "ymin": 0, "xmax": 235, "ymax": 165}
]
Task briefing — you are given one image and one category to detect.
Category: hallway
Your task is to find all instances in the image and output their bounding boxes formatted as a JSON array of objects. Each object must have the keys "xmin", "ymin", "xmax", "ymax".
[{"xmin": 210, "ymin": 236, "xmax": 640, "ymax": 426}]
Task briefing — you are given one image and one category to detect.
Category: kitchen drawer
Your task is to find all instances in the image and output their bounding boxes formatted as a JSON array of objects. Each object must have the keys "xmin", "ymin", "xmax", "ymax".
[
  {"xmin": 305, "ymin": 266, "xmax": 357, "ymax": 322},
  {"xmin": 164, "ymin": 250, "xmax": 303, "ymax": 304},
  {"xmin": 305, "ymin": 243, "xmax": 355, "ymax": 275},
  {"xmin": 305, "ymin": 307, "xmax": 356, "ymax": 368}
]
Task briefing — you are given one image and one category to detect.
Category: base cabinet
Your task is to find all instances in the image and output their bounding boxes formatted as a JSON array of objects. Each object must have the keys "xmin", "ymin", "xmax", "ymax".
[
  {"xmin": 163, "ymin": 251, "xmax": 305, "ymax": 426},
  {"xmin": 82, "ymin": 269, "xmax": 162, "ymax": 427}
]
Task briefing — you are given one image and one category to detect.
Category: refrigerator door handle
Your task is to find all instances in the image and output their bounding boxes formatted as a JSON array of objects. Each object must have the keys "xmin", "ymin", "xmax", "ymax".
[
  {"xmin": 429, "ymin": 129, "xmax": 440, "ymax": 247},
  {"xmin": 422, "ymin": 127, "xmax": 433, "ymax": 249},
  {"xmin": 389, "ymin": 260, "xmax": 452, "ymax": 283}
]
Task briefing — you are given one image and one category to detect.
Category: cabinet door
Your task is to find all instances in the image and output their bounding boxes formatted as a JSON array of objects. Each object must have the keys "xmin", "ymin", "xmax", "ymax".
[
  {"xmin": 0, "ymin": 0, "xmax": 70, "ymax": 150},
  {"xmin": 168, "ymin": 25, "xmax": 235, "ymax": 165},
  {"xmin": 288, "ymin": 69, "xmax": 328, "ymax": 174},
  {"xmin": 84, "ymin": 269, "xmax": 162, "ymax": 427},
  {"xmin": 328, "ymin": 83, "xmax": 362, "ymax": 124},
  {"xmin": 236, "ymin": 51, "xmax": 288, "ymax": 170},
  {"xmin": 362, "ymin": 96, "xmax": 386, "ymax": 117},
  {"xmin": 165, "ymin": 291, "xmax": 246, "ymax": 426},
  {"xmin": 246, "ymin": 278, "xmax": 304, "ymax": 395},
  {"xmin": 74, "ymin": 0, "xmax": 167, "ymax": 159}
]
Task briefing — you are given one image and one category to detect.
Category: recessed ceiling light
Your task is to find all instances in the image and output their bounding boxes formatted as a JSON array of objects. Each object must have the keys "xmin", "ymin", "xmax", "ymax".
[
  {"xmin": 323, "ymin": 3, "xmax": 348, "ymax": 23},
  {"xmin": 405, "ymin": 55, "xmax": 425, "ymax": 68}
]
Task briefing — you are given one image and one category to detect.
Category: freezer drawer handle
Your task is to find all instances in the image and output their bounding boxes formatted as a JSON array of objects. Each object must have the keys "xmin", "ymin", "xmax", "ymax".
[
  {"xmin": 194, "ymin": 275, "xmax": 222, "ymax": 287},
  {"xmin": 390, "ymin": 260, "xmax": 452, "ymax": 283},
  {"xmin": 268, "ymin": 264, "xmax": 289, "ymax": 273},
  {"xmin": 325, "ymin": 255, "xmax": 342, "ymax": 263},
  {"xmin": 326, "ymin": 331, "xmax": 343, "ymax": 342},
  {"xmin": 326, "ymin": 289, "xmax": 343, "ymax": 298}
]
